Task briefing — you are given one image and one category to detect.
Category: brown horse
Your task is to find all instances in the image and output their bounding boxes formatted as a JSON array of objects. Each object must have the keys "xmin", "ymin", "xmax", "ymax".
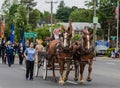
[
  {"xmin": 72, "ymin": 32, "xmax": 94, "ymax": 84},
  {"xmin": 48, "ymin": 30, "xmax": 72, "ymax": 85}
]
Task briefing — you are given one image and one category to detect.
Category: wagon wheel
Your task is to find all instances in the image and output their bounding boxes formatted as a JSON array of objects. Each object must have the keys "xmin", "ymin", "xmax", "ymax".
[
  {"xmin": 42, "ymin": 56, "xmax": 47, "ymax": 80},
  {"xmin": 34, "ymin": 62, "xmax": 39, "ymax": 77},
  {"xmin": 34, "ymin": 56, "xmax": 39, "ymax": 77}
]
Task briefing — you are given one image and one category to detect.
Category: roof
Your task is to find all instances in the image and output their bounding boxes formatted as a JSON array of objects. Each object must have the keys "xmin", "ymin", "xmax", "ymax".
[{"xmin": 59, "ymin": 22, "xmax": 101, "ymax": 31}]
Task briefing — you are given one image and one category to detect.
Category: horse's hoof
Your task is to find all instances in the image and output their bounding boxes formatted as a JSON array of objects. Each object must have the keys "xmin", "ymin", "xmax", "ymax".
[
  {"xmin": 74, "ymin": 78, "xmax": 78, "ymax": 81},
  {"xmin": 63, "ymin": 77, "xmax": 68, "ymax": 82},
  {"xmin": 59, "ymin": 80, "xmax": 65, "ymax": 85},
  {"xmin": 87, "ymin": 78, "xmax": 92, "ymax": 82},
  {"xmin": 80, "ymin": 80, "xmax": 84, "ymax": 84}
]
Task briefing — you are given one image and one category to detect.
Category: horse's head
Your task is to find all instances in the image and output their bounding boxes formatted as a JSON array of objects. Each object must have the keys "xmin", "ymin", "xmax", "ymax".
[
  {"xmin": 63, "ymin": 31, "xmax": 71, "ymax": 48},
  {"xmin": 82, "ymin": 33, "xmax": 93, "ymax": 50}
]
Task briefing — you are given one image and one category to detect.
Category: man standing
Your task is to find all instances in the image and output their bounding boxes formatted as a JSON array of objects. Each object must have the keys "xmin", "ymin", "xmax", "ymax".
[
  {"xmin": 5, "ymin": 41, "xmax": 14, "ymax": 67},
  {"xmin": 1, "ymin": 37, "xmax": 7, "ymax": 64}
]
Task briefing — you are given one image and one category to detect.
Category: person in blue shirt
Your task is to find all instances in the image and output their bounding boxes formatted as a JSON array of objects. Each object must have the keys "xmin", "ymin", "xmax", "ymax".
[
  {"xmin": 5, "ymin": 41, "xmax": 14, "ymax": 67},
  {"xmin": 24, "ymin": 42, "xmax": 36, "ymax": 80}
]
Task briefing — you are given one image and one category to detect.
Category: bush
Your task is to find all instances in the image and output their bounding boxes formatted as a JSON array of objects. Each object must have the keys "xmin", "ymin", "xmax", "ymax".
[{"xmin": 72, "ymin": 34, "xmax": 82, "ymax": 42}]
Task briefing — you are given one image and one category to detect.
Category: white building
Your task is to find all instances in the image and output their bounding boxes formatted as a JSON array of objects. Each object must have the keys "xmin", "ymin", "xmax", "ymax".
[{"xmin": 59, "ymin": 22, "xmax": 101, "ymax": 34}]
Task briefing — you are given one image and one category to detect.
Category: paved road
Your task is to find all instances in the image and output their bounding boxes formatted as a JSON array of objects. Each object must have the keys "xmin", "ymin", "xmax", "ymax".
[{"xmin": 0, "ymin": 56, "xmax": 120, "ymax": 88}]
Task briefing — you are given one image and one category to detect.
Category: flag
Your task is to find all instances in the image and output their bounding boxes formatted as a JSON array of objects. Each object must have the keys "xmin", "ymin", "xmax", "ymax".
[
  {"xmin": 10, "ymin": 23, "xmax": 15, "ymax": 43},
  {"xmin": 0, "ymin": 17, "xmax": 5, "ymax": 38},
  {"xmin": 21, "ymin": 27, "xmax": 25, "ymax": 45}
]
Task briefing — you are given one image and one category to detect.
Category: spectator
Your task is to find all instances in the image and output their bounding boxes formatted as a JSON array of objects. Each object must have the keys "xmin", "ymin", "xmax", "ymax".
[
  {"xmin": 114, "ymin": 48, "xmax": 118, "ymax": 58},
  {"xmin": 1, "ymin": 37, "xmax": 7, "ymax": 64},
  {"xmin": 111, "ymin": 50, "xmax": 115, "ymax": 58},
  {"xmin": 25, "ymin": 39, "xmax": 30, "ymax": 49}
]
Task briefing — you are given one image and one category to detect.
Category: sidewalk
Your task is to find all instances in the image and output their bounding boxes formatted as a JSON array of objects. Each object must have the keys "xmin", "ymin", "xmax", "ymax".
[{"xmin": 95, "ymin": 55, "xmax": 120, "ymax": 60}]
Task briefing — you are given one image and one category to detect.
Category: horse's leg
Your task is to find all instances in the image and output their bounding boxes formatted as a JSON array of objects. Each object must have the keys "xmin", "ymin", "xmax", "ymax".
[
  {"xmin": 74, "ymin": 60, "xmax": 79, "ymax": 81},
  {"xmin": 79, "ymin": 62, "xmax": 86, "ymax": 84},
  {"xmin": 63, "ymin": 60, "xmax": 71, "ymax": 81},
  {"xmin": 86, "ymin": 61, "xmax": 93, "ymax": 82},
  {"xmin": 51, "ymin": 57, "xmax": 56, "ymax": 82},
  {"xmin": 58, "ymin": 58, "xmax": 64, "ymax": 85}
]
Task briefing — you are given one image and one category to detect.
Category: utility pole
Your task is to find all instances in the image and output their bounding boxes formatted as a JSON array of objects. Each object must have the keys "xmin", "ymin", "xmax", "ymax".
[
  {"xmin": 46, "ymin": 0, "xmax": 58, "ymax": 38},
  {"xmin": 108, "ymin": 22, "xmax": 110, "ymax": 42},
  {"xmin": 93, "ymin": 0, "xmax": 97, "ymax": 58},
  {"xmin": 116, "ymin": 1, "xmax": 119, "ymax": 50},
  {"xmin": 26, "ymin": 3, "xmax": 29, "ymax": 25}
]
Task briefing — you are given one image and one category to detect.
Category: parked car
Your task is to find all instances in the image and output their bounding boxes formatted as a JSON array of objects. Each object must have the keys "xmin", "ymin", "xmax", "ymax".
[
  {"xmin": 95, "ymin": 45, "xmax": 108, "ymax": 55},
  {"xmin": 95, "ymin": 40, "xmax": 109, "ymax": 56}
]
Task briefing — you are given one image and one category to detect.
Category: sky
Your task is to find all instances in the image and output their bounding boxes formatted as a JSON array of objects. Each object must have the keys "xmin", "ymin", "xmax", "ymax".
[{"xmin": 0, "ymin": 0, "xmax": 89, "ymax": 13}]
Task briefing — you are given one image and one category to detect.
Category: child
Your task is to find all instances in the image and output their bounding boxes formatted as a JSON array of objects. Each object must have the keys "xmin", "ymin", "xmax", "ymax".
[{"xmin": 111, "ymin": 50, "xmax": 115, "ymax": 58}]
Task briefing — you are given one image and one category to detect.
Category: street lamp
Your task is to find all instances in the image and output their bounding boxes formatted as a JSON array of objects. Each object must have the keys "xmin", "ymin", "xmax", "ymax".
[{"xmin": 45, "ymin": 0, "xmax": 58, "ymax": 38}]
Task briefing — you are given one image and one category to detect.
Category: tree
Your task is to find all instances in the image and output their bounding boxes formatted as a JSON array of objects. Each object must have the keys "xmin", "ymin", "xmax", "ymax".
[
  {"xmin": 55, "ymin": 1, "xmax": 72, "ymax": 22},
  {"xmin": 42, "ymin": 11, "xmax": 51, "ymax": 23},
  {"xmin": 20, "ymin": 0, "xmax": 37, "ymax": 9},
  {"xmin": 1, "ymin": 1, "xmax": 19, "ymax": 40},
  {"xmin": 34, "ymin": 26, "xmax": 50, "ymax": 41},
  {"xmin": 13, "ymin": 4, "xmax": 28, "ymax": 42},
  {"xmin": 29, "ymin": 9, "xmax": 41, "ymax": 29},
  {"xmin": 1, "ymin": 0, "xmax": 11, "ymax": 14},
  {"xmin": 69, "ymin": 9, "xmax": 93, "ymax": 22},
  {"xmin": 85, "ymin": 0, "xmax": 119, "ymax": 40},
  {"xmin": 20, "ymin": 0, "xmax": 38, "ymax": 29}
]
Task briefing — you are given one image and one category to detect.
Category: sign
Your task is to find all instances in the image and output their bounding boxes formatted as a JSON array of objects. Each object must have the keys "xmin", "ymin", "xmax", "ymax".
[
  {"xmin": 110, "ymin": 36, "xmax": 117, "ymax": 40},
  {"xmin": 24, "ymin": 32, "xmax": 37, "ymax": 38},
  {"xmin": 93, "ymin": 17, "xmax": 98, "ymax": 24}
]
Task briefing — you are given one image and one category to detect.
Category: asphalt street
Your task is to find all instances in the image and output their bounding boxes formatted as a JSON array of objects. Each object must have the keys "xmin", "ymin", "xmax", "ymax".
[{"xmin": 0, "ymin": 56, "xmax": 120, "ymax": 88}]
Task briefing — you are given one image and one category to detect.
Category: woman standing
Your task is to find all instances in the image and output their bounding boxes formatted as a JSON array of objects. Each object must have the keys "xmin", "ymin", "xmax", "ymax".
[{"xmin": 24, "ymin": 42, "xmax": 36, "ymax": 80}]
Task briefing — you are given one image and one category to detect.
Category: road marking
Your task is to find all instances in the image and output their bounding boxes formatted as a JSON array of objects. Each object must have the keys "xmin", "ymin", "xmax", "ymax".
[
  {"xmin": 66, "ymin": 80, "xmax": 78, "ymax": 84},
  {"xmin": 106, "ymin": 62, "xmax": 116, "ymax": 65}
]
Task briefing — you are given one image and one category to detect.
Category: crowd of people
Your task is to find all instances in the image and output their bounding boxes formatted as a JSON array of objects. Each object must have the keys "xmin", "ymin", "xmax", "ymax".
[
  {"xmin": 111, "ymin": 48, "xmax": 119, "ymax": 58},
  {"xmin": 0, "ymin": 37, "xmax": 44, "ymax": 80}
]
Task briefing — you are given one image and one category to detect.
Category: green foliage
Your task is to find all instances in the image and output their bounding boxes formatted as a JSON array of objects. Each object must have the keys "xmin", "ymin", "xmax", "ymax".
[
  {"xmin": 4, "ymin": 3, "xmax": 19, "ymax": 41},
  {"xmin": 34, "ymin": 26, "xmax": 50, "ymax": 40},
  {"xmin": 29, "ymin": 9, "xmax": 40, "ymax": 29},
  {"xmin": 13, "ymin": 4, "xmax": 28, "ymax": 42},
  {"xmin": 41, "ymin": 11, "xmax": 51, "ymax": 23},
  {"xmin": 20, "ymin": 0, "xmax": 37, "ymax": 9},
  {"xmin": 1, "ymin": 0, "xmax": 11, "ymax": 14},
  {"xmin": 96, "ymin": 28, "xmax": 103, "ymax": 36},
  {"xmin": 106, "ymin": 48, "xmax": 115, "ymax": 57},
  {"xmin": 56, "ymin": 6, "xmax": 72, "ymax": 22},
  {"xmin": 55, "ymin": 1, "xmax": 73, "ymax": 22},
  {"xmin": 69, "ymin": 9, "xmax": 93, "ymax": 22},
  {"xmin": 72, "ymin": 34, "xmax": 82, "ymax": 42},
  {"xmin": 85, "ymin": 0, "xmax": 120, "ymax": 40}
]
